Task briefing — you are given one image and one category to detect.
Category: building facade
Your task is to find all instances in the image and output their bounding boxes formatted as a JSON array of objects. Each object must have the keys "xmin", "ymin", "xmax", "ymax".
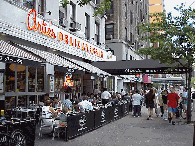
[
  {"xmin": 0, "ymin": 0, "xmax": 116, "ymax": 110},
  {"xmin": 105, "ymin": 0, "xmax": 149, "ymax": 93}
]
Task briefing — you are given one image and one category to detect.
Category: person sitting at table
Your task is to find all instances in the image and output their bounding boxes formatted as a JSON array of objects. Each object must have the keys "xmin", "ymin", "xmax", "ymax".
[
  {"xmin": 72, "ymin": 96, "xmax": 79, "ymax": 112},
  {"xmin": 79, "ymin": 93, "xmax": 86, "ymax": 102},
  {"xmin": 59, "ymin": 107, "xmax": 68, "ymax": 127},
  {"xmin": 78, "ymin": 96, "xmax": 93, "ymax": 112},
  {"xmin": 53, "ymin": 97, "xmax": 62, "ymax": 110},
  {"xmin": 42, "ymin": 100, "xmax": 57, "ymax": 118},
  {"xmin": 63, "ymin": 95, "xmax": 72, "ymax": 110},
  {"xmin": 88, "ymin": 93, "xmax": 94, "ymax": 103}
]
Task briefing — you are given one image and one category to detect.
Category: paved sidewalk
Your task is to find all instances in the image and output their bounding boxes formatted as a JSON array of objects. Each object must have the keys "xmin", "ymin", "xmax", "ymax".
[{"xmin": 35, "ymin": 106, "xmax": 195, "ymax": 146}]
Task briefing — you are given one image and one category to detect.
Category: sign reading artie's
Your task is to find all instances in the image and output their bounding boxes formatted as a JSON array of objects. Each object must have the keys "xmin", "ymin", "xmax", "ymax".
[{"xmin": 27, "ymin": 9, "xmax": 104, "ymax": 59}]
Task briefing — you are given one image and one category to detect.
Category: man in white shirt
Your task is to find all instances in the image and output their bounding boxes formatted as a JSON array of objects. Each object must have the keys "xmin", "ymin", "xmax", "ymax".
[
  {"xmin": 132, "ymin": 90, "xmax": 142, "ymax": 117},
  {"xmin": 78, "ymin": 97, "xmax": 93, "ymax": 112},
  {"xmin": 101, "ymin": 88, "xmax": 111, "ymax": 105},
  {"xmin": 121, "ymin": 89, "xmax": 126, "ymax": 98}
]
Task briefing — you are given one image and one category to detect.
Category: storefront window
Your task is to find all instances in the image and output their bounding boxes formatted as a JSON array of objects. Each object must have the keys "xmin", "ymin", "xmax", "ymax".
[
  {"xmin": 5, "ymin": 97, "xmax": 16, "ymax": 109},
  {"xmin": 18, "ymin": 96, "xmax": 26, "ymax": 107},
  {"xmin": 28, "ymin": 67, "xmax": 36, "ymax": 92},
  {"xmin": 37, "ymin": 66, "xmax": 44, "ymax": 92},
  {"xmin": 107, "ymin": 78, "xmax": 113, "ymax": 92},
  {"xmin": 29, "ymin": 95, "xmax": 36, "ymax": 105},
  {"xmin": 54, "ymin": 71, "xmax": 65, "ymax": 93},
  {"xmin": 17, "ymin": 65, "xmax": 26, "ymax": 92},
  {"xmin": 5, "ymin": 63, "xmax": 15, "ymax": 92}
]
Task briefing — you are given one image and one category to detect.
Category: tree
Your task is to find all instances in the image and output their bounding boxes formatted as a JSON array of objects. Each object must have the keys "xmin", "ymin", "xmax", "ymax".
[
  {"xmin": 60, "ymin": 0, "xmax": 111, "ymax": 16},
  {"xmin": 136, "ymin": 4, "xmax": 195, "ymax": 123}
]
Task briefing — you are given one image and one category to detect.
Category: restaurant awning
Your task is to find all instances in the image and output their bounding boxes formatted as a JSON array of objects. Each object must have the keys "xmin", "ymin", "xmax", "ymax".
[
  {"xmin": 0, "ymin": 39, "xmax": 42, "ymax": 67},
  {"xmin": 15, "ymin": 43, "xmax": 111, "ymax": 76},
  {"xmin": 91, "ymin": 59, "xmax": 188, "ymax": 75}
]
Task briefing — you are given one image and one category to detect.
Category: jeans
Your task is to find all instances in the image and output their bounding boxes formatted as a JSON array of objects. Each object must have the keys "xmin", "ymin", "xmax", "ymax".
[{"xmin": 133, "ymin": 105, "xmax": 141, "ymax": 116}]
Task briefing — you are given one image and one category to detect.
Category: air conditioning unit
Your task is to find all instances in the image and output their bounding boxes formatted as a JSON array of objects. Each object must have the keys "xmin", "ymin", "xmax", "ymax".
[
  {"xmin": 70, "ymin": 21, "xmax": 81, "ymax": 31},
  {"xmin": 62, "ymin": 18, "xmax": 68, "ymax": 27},
  {"xmin": 106, "ymin": 34, "xmax": 113, "ymax": 40},
  {"xmin": 76, "ymin": 22, "xmax": 81, "ymax": 31}
]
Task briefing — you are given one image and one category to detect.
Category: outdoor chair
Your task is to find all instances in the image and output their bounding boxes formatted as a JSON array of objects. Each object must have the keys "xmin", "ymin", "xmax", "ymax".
[{"xmin": 39, "ymin": 112, "xmax": 55, "ymax": 139}]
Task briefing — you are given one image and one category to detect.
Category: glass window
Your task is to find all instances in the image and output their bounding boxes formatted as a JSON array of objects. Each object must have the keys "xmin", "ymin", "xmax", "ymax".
[
  {"xmin": 5, "ymin": 97, "xmax": 16, "ymax": 109},
  {"xmin": 29, "ymin": 95, "xmax": 36, "ymax": 105},
  {"xmin": 85, "ymin": 13, "xmax": 90, "ymax": 40},
  {"xmin": 6, "ymin": 63, "xmax": 15, "ymax": 92},
  {"xmin": 37, "ymin": 66, "xmax": 44, "ymax": 92},
  {"xmin": 54, "ymin": 71, "xmax": 65, "ymax": 93},
  {"xmin": 125, "ymin": 3, "xmax": 127, "ymax": 19},
  {"xmin": 18, "ymin": 96, "xmax": 26, "ymax": 107},
  {"xmin": 70, "ymin": 2, "xmax": 76, "ymax": 21},
  {"xmin": 95, "ymin": 22, "xmax": 100, "ymax": 45},
  {"xmin": 125, "ymin": 27, "xmax": 127, "ymax": 42},
  {"xmin": 107, "ymin": 78, "xmax": 113, "ymax": 92},
  {"xmin": 106, "ymin": 1, "xmax": 113, "ymax": 14},
  {"xmin": 105, "ymin": 24, "xmax": 114, "ymax": 39},
  {"xmin": 28, "ymin": 67, "xmax": 36, "ymax": 92},
  {"xmin": 17, "ymin": 65, "xmax": 26, "ymax": 92},
  {"xmin": 23, "ymin": 0, "xmax": 34, "ymax": 9}
]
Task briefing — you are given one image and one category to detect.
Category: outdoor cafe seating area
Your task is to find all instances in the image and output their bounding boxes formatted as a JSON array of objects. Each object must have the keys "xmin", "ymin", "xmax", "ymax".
[{"xmin": 0, "ymin": 99, "xmax": 131, "ymax": 145}]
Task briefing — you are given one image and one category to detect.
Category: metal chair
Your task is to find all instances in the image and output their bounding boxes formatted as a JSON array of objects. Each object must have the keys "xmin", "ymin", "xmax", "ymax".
[{"xmin": 39, "ymin": 112, "xmax": 55, "ymax": 138}]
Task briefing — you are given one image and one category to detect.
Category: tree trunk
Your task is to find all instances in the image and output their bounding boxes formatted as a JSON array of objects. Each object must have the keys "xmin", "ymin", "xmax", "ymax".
[{"xmin": 187, "ymin": 60, "xmax": 192, "ymax": 124}]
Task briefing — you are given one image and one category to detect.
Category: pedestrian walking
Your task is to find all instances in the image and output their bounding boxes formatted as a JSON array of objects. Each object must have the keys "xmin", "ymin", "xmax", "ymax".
[
  {"xmin": 158, "ymin": 91, "xmax": 164, "ymax": 117},
  {"xmin": 162, "ymin": 90, "xmax": 168, "ymax": 120},
  {"xmin": 167, "ymin": 87, "xmax": 180, "ymax": 125},
  {"xmin": 192, "ymin": 91, "xmax": 195, "ymax": 111},
  {"xmin": 154, "ymin": 88, "xmax": 159, "ymax": 117},
  {"xmin": 145, "ymin": 89, "xmax": 155, "ymax": 120},
  {"xmin": 182, "ymin": 88, "xmax": 188, "ymax": 119},
  {"xmin": 132, "ymin": 90, "xmax": 142, "ymax": 117}
]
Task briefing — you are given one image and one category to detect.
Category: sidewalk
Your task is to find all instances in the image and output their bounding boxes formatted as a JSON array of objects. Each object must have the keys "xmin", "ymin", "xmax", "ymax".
[{"xmin": 34, "ymin": 106, "xmax": 195, "ymax": 146}]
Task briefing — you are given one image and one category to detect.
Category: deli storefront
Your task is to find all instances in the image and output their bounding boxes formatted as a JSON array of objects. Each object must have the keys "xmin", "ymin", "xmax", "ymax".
[{"xmin": 0, "ymin": 1, "xmax": 115, "ymax": 110}]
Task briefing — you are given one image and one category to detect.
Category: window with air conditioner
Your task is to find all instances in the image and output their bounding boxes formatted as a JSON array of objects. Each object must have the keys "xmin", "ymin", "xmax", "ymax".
[{"xmin": 105, "ymin": 24, "xmax": 114, "ymax": 40}]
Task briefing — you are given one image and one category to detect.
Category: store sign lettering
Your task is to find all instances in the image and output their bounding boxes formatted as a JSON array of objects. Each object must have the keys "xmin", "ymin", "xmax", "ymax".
[
  {"xmin": 0, "ymin": 55, "xmax": 23, "ymax": 64},
  {"xmin": 27, "ymin": 9, "xmax": 104, "ymax": 58}
]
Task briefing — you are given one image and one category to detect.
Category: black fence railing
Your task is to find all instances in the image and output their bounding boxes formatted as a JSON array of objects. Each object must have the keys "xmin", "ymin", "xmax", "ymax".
[{"xmin": 66, "ymin": 102, "xmax": 130, "ymax": 141}]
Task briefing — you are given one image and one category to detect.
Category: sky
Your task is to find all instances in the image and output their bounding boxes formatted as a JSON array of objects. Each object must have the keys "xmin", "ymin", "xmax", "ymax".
[{"xmin": 164, "ymin": 0, "xmax": 195, "ymax": 16}]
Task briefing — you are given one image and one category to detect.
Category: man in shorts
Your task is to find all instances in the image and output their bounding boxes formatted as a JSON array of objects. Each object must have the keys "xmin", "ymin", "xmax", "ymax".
[{"xmin": 167, "ymin": 87, "xmax": 180, "ymax": 125}]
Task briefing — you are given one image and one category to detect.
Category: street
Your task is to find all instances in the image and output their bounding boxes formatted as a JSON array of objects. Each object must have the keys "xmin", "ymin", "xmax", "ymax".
[{"xmin": 34, "ymin": 107, "xmax": 195, "ymax": 146}]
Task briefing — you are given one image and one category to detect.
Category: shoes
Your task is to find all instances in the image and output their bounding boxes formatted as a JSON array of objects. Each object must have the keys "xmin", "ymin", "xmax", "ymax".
[
  {"xmin": 138, "ymin": 116, "xmax": 140, "ymax": 117},
  {"xmin": 161, "ymin": 115, "xmax": 163, "ymax": 117},
  {"xmin": 150, "ymin": 117, "xmax": 153, "ymax": 120},
  {"xmin": 134, "ymin": 116, "xmax": 136, "ymax": 117},
  {"xmin": 172, "ymin": 121, "xmax": 175, "ymax": 125},
  {"xmin": 147, "ymin": 117, "xmax": 149, "ymax": 120},
  {"xmin": 156, "ymin": 115, "xmax": 159, "ymax": 117}
]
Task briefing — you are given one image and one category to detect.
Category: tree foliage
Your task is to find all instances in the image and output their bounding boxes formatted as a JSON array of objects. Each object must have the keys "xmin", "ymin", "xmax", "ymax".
[
  {"xmin": 136, "ymin": 4, "xmax": 195, "ymax": 69},
  {"xmin": 60, "ymin": 0, "xmax": 111, "ymax": 17}
]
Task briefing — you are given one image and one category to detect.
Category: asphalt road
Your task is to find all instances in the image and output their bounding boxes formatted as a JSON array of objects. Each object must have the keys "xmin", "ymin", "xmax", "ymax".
[{"xmin": 34, "ymin": 107, "xmax": 195, "ymax": 146}]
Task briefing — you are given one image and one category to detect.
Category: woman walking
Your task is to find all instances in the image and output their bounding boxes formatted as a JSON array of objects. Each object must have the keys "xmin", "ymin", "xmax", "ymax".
[
  {"xmin": 162, "ymin": 90, "xmax": 168, "ymax": 120},
  {"xmin": 145, "ymin": 89, "xmax": 155, "ymax": 120}
]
